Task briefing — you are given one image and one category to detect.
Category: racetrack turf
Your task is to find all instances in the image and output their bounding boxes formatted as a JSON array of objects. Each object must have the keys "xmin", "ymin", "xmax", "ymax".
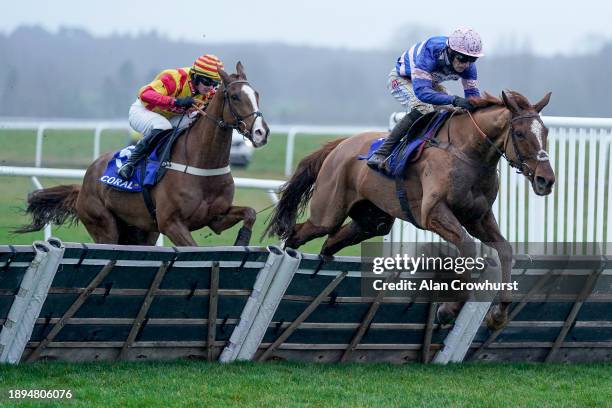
[{"xmin": 1, "ymin": 360, "xmax": 611, "ymax": 407}]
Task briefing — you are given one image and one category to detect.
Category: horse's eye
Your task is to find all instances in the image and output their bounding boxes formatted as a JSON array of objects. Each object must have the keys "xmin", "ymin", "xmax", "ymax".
[
  {"xmin": 231, "ymin": 95, "xmax": 240, "ymax": 101},
  {"xmin": 515, "ymin": 131, "xmax": 525, "ymax": 139}
]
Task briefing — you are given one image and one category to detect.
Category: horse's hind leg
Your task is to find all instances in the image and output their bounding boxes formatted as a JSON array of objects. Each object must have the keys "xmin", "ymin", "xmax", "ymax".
[
  {"xmin": 320, "ymin": 201, "xmax": 394, "ymax": 257},
  {"xmin": 117, "ymin": 219, "xmax": 160, "ymax": 245},
  {"xmin": 320, "ymin": 220, "xmax": 388, "ymax": 257},
  {"xmin": 77, "ymin": 197, "xmax": 120, "ymax": 244},
  {"xmin": 285, "ymin": 220, "xmax": 335, "ymax": 250},
  {"xmin": 285, "ymin": 187, "xmax": 350, "ymax": 250}
]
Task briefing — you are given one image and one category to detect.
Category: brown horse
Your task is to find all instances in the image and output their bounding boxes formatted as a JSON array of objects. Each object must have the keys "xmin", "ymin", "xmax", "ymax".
[
  {"xmin": 265, "ymin": 90, "xmax": 555, "ymax": 329},
  {"xmin": 17, "ymin": 62, "xmax": 269, "ymax": 247}
]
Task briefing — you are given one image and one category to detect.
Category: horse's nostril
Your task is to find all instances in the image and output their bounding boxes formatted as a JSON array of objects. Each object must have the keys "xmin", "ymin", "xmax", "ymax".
[
  {"xmin": 254, "ymin": 129, "xmax": 264, "ymax": 137},
  {"xmin": 536, "ymin": 176, "xmax": 553, "ymax": 190}
]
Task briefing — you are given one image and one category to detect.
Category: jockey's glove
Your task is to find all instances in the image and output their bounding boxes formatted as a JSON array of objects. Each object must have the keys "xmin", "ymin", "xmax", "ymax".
[
  {"xmin": 452, "ymin": 96, "xmax": 476, "ymax": 111},
  {"xmin": 174, "ymin": 97, "xmax": 195, "ymax": 109}
]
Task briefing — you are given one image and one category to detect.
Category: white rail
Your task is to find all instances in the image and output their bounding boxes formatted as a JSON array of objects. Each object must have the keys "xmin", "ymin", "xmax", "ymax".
[
  {"xmin": 272, "ymin": 125, "xmax": 386, "ymax": 176},
  {"xmin": 4, "ymin": 117, "xmax": 612, "ymax": 177},
  {"xmin": 0, "ymin": 165, "xmax": 284, "ymax": 245},
  {"xmin": 0, "ymin": 166, "xmax": 284, "ymax": 190},
  {"xmin": 389, "ymin": 112, "xmax": 612, "ymax": 131},
  {"xmin": 0, "ymin": 120, "xmax": 131, "ymax": 166},
  {"xmin": 3, "ymin": 116, "xmax": 612, "ymax": 248},
  {"xmin": 0, "ymin": 120, "xmax": 386, "ymax": 177}
]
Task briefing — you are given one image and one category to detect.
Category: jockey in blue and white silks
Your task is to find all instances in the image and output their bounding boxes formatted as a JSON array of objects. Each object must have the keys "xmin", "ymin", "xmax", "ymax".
[
  {"xmin": 368, "ymin": 27, "xmax": 485, "ymax": 172},
  {"xmin": 394, "ymin": 36, "xmax": 480, "ymax": 108}
]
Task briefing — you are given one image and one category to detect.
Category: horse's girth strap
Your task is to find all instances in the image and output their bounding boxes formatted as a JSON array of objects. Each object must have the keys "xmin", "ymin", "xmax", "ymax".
[
  {"xmin": 394, "ymin": 177, "xmax": 423, "ymax": 230},
  {"xmin": 162, "ymin": 162, "xmax": 231, "ymax": 176}
]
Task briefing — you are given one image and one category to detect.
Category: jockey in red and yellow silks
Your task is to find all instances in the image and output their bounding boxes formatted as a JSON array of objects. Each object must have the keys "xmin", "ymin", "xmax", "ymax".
[
  {"xmin": 118, "ymin": 54, "xmax": 224, "ymax": 180},
  {"xmin": 138, "ymin": 67, "xmax": 214, "ymax": 117}
]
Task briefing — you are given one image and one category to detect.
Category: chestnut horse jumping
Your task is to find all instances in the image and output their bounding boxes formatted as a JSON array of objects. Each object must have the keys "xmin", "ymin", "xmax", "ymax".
[
  {"xmin": 265, "ymin": 90, "xmax": 555, "ymax": 329},
  {"xmin": 18, "ymin": 62, "xmax": 269, "ymax": 247}
]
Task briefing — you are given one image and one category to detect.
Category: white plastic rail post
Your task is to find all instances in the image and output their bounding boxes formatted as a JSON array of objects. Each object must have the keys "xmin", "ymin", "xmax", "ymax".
[
  {"xmin": 0, "ymin": 238, "xmax": 64, "ymax": 364},
  {"xmin": 30, "ymin": 176, "xmax": 52, "ymax": 240},
  {"xmin": 235, "ymin": 248, "xmax": 302, "ymax": 361},
  {"xmin": 284, "ymin": 127, "xmax": 298, "ymax": 177},
  {"xmin": 35, "ymin": 124, "xmax": 47, "ymax": 167},
  {"xmin": 93, "ymin": 125, "xmax": 103, "ymax": 160},
  {"xmin": 433, "ymin": 255, "xmax": 500, "ymax": 364},
  {"xmin": 219, "ymin": 246, "xmax": 286, "ymax": 362}
]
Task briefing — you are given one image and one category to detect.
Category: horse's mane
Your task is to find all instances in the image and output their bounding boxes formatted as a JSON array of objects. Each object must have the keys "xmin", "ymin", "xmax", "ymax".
[
  {"xmin": 467, "ymin": 90, "xmax": 532, "ymax": 111},
  {"xmin": 466, "ymin": 92, "xmax": 504, "ymax": 109}
]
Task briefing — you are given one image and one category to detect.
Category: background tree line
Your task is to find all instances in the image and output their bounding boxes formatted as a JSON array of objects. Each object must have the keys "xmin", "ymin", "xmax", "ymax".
[{"xmin": 0, "ymin": 25, "xmax": 610, "ymax": 125}]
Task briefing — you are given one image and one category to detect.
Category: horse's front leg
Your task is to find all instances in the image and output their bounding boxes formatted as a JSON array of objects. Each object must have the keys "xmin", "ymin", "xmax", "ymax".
[
  {"xmin": 424, "ymin": 201, "xmax": 478, "ymax": 325},
  {"xmin": 209, "ymin": 206, "xmax": 257, "ymax": 246},
  {"xmin": 465, "ymin": 210, "xmax": 513, "ymax": 330}
]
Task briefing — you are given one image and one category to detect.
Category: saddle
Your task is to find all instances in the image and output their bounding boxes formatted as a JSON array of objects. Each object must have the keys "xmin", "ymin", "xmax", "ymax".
[
  {"xmin": 99, "ymin": 127, "xmax": 185, "ymax": 192},
  {"xmin": 359, "ymin": 110, "xmax": 450, "ymax": 178}
]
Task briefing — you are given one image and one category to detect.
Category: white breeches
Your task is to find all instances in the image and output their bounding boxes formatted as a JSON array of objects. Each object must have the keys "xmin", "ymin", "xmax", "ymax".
[{"xmin": 128, "ymin": 99, "xmax": 194, "ymax": 138}]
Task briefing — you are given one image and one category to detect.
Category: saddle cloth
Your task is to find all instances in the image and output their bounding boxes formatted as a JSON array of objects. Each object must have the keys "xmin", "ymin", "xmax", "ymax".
[
  {"xmin": 359, "ymin": 111, "xmax": 449, "ymax": 178},
  {"xmin": 99, "ymin": 128, "xmax": 183, "ymax": 192}
]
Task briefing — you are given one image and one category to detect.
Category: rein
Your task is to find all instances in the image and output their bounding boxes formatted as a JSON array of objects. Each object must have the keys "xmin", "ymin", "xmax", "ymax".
[{"xmin": 430, "ymin": 109, "xmax": 497, "ymax": 171}]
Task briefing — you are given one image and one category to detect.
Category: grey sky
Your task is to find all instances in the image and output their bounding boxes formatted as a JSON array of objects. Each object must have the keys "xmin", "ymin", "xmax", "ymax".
[{"xmin": 1, "ymin": 0, "xmax": 610, "ymax": 56}]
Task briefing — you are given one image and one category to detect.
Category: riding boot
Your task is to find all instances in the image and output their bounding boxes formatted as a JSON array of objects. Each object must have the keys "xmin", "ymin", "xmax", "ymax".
[
  {"xmin": 118, "ymin": 128, "xmax": 165, "ymax": 179},
  {"xmin": 367, "ymin": 109, "xmax": 423, "ymax": 172}
]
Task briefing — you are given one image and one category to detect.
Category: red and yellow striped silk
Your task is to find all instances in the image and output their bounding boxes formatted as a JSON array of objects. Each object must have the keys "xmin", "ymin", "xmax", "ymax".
[{"xmin": 138, "ymin": 67, "xmax": 213, "ymax": 117}]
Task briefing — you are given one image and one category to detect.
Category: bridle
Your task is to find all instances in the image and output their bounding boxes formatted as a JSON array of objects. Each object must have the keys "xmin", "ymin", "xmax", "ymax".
[
  {"xmin": 195, "ymin": 79, "xmax": 264, "ymax": 139},
  {"xmin": 156, "ymin": 78, "xmax": 265, "ymax": 180},
  {"xmin": 467, "ymin": 110, "xmax": 549, "ymax": 179}
]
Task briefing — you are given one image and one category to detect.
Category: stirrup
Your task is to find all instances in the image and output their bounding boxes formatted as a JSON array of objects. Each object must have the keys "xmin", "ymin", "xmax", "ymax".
[
  {"xmin": 379, "ymin": 158, "xmax": 393, "ymax": 175},
  {"xmin": 367, "ymin": 153, "xmax": 387, "ymax": 169},
  {"xmin": 118, "ymin": 163, "xmax": 135, "ymax": 179}
]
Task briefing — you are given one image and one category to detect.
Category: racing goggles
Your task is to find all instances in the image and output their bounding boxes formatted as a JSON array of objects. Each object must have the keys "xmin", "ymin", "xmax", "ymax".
[
  {"xmin": 454, "ymin": 53, "xmax": 478, "ymax": 63},
  {"xmin": 194, "ymin": 75, "xmax": 220, "ymax": 87}
]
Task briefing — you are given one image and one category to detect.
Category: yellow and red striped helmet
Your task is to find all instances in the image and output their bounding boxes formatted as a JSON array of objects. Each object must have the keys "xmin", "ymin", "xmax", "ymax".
[{"xmin": 192, "ymin": 54, "xmax": 224, "ymax": 81}]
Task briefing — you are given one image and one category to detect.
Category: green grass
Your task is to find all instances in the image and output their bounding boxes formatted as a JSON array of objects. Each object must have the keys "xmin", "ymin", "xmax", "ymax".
[
  {"xmin": 0, "ymin": 361, "xmax": 610, "ymax": 407},
  {"xmin": 0, "ymin": 129, "xmax": 131, "ymax": 168},
  {"xmin": 0, "ymin": 130, "xmax": 371, "ymax": 255}
]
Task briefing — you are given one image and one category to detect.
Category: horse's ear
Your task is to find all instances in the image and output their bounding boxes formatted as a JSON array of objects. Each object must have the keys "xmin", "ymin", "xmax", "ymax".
[
  {"xmin": 236, "ymin": 61, "xmax": 246, "ymax": 79},
  {"xmin": 533, "ymin": 92, "xmax": 552, "ymax": 113},
  {"xmin": 218, "ymin": 68, "xmax": 231, "ymax": 85},
  {"xmin": 501, "ymin": 90, "xmax": 520, "ymax": 113}
]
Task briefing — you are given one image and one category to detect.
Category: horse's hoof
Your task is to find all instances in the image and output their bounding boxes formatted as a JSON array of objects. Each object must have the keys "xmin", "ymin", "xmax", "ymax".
[
  {"xmin": 485, "ymin": 306, "xmax": 508, "ymax": 331},
  {"xmin": 436, "ymin": 303, "xmax": 457, "ymax": 326},
  {"xmin": 320, "ymin": 254, "xmax": 334, "ymax": 263},
  {"xmin": 233, "ymin": 226, "xmax": 252, "ymax": 246}
]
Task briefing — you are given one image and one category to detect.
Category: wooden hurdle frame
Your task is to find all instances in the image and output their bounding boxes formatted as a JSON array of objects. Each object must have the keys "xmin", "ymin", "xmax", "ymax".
[{"xmin": 1, "ymin": 239, "xmax": 610, "ymax": 364}]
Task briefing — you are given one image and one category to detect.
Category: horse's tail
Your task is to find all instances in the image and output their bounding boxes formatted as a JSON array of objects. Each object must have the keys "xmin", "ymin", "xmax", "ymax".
[
  {"xmin": 15, "ymin": 184, "xmax": 81, "ymax": 233},
  {"xmin": 264, "ymin": 138, "xmax": 345, "ymax": 240}
]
